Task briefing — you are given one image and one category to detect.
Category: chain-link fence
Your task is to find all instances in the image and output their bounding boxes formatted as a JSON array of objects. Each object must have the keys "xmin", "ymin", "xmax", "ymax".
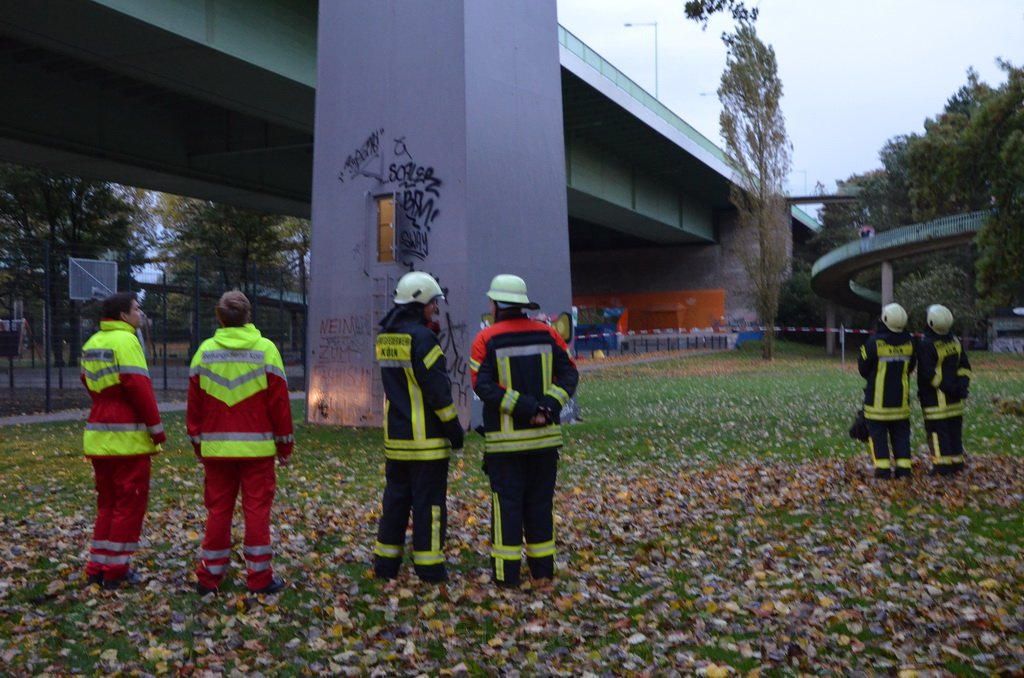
[{"xmin": 0, "ymin": 240, "xmax": 306, "ymax": 414}]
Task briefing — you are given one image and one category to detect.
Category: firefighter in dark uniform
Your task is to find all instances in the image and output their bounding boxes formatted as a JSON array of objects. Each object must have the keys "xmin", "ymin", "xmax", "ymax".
[
  {"xmin": 917, "ymin": 304, "xmax": 972, "ymax": 476},
  {"xmin": 373, "ymin": 271, "xmax": 464, "ymax": 583},
  {"xmin": 859, "ymin": 303, "xmax": 917, "ymax": 479},
  {"xmin": 470, "ymin": 274, "xmax": 579, "ymax": 587}
]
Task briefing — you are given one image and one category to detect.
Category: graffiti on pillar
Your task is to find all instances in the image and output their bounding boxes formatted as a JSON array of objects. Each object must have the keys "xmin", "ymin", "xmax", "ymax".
[
  {"xmin": 390, "ymin": 161, "xmax": 443, "ymax": 264},
  {"xmin": 438, "ymin": 310, "xmax": 471, "ymax": 409},
  {"xmin": 337, "ymin": 129, "xmax": 445, "ymax": 268},
  {"xmin": 338, "ymin": 129, "xmax": 385, "ymax": 183},
  {"xmin": 311, "ymin": 313, "xmax": 375, "ymax": 424},
  {"xmin": 393, "ymin": 136, "xmax": 413, "ymax": 162}
]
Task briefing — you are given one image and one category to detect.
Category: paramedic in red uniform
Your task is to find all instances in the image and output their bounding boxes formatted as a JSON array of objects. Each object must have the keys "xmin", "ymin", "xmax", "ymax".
[
  {"xmin": 187, "ymin": 291, "xmax": 294, "ymax": 595},
  {"xmin": 81, "ymin": 292, "xmax": 165, "ymax": 590}
]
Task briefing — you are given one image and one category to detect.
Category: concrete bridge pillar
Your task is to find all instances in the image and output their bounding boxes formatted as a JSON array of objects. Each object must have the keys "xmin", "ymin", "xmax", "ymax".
[
  {"xmin": 881, "ymin": 261, "xmax": 894, "ymax": 306},
  {"xmin": 305, "ymin": 1, "xmax": 570, "ymax": 426},
  {"xmin": 825, "ymin": 301, "xmax": 836, "ymax": 356}
]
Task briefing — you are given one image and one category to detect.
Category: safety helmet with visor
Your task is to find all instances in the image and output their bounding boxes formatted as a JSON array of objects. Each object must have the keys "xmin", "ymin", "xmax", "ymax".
[
  {"xmin": 881, "ymin": 303, "xmax": 908, "ymax": 333},
  {"xmin": 486, "ymin": 274, "xmax": 539, "ymax": 310},
  {"xmin": 394, "ymin": 271, "xmax": 445, "ymax": 305},
  {"xmin": 926, "ymin": 304, "xmax": 954, "ymax": 335}
]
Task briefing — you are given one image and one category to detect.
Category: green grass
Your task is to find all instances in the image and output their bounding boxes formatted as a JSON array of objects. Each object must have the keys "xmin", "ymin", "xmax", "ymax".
[{"xmin": 1, "ymin": 342, "xmax": 1023, "ymax": 675}]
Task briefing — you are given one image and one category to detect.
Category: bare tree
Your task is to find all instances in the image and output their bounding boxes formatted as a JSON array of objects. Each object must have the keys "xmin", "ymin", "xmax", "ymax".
[{"xmin": 718, "ymin": 20, "xmax": 792, "ymax": 360}]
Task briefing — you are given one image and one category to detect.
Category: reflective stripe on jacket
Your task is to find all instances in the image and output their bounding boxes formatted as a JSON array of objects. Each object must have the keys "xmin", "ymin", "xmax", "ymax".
[
  {"xmin": 81, "ymin": 320, "xmax": 162, "ymax": 457},
  {"xmin": 470, "ymin": 317, "xmax": 578, "ymax": 454},
  {"xmin": 376, "ymin": 316, "xmax": 456, "ymax": 461},
  {"xmin": 858, "ymin": 327, "xmax": 916, "ymax": 421},
  {"xmin": 187, "ymin": 324, "xmax": 293, "ymax": 459},
  {"xmin": 917, "ymin": 329, "xmax": 971, "ymax": 421}
]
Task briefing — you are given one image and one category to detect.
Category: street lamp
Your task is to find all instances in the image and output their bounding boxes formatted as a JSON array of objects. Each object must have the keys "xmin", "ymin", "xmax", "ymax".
[{"xmin": 624, "ymin": 21, "xmax": 658, "ymax": 99}]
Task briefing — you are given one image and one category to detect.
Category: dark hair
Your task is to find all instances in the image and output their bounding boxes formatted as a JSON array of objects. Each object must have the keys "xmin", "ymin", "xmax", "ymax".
[
  {"xmin": 216, "ymin": 290, "xmax": 251, "ymax": 327},
  {"xmin": 101, "ymin": 292, "xmax": 137, "ymax": 320}
]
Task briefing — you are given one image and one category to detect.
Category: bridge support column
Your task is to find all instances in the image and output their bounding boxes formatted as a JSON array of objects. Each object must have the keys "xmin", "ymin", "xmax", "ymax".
[
  {"xmin": 825, "ymin": 301, "xmax": 836, "ymax": 356},
  {"xmin": 306, "ymin": 1, "xmax": 570, "ymax": 426},
  {"xmin": 881, "ymin": 261, "xmax": 894, "ymax": 306}
]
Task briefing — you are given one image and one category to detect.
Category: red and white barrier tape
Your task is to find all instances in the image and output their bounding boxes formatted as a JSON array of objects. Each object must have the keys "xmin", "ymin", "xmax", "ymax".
[{"xmin": 575, "ymin": 326, "xmax": 870, "ymax": 340}]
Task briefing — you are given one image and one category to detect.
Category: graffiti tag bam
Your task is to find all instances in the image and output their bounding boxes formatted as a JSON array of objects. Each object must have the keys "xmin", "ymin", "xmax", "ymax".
[{"xmin": 339, "ymin": 130, "xmax": 444, "ymax": 267}]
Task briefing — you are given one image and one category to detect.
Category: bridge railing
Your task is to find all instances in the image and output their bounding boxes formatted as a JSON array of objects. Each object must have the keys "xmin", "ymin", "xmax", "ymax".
[
  {"xmin": 811, "ymin": 210, "xmax": 990, "ymax": 278},
  {"xmin": 558, "ymin": 25, "xmax": 728, "ymax": 166}
]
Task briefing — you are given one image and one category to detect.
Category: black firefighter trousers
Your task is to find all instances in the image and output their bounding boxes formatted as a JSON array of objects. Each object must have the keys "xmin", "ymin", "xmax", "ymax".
[
  {"xmin": 374, "ymin": 458, "xmax": 449, "ymax": 582},
  {"xmin": 485, "ymin": 448, "xmax": 559, "ymax": 586},
  {"xmin": 866, "ymin": 418, "xmax": 912, "ymax": 478}
]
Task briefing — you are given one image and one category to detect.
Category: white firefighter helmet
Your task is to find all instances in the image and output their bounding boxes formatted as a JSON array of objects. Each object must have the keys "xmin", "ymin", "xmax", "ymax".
[
  {"xmin": 486, "ymin": 274, "xmax": 539, "ymax": 309},
  {"xmin": 926, "ymin": 304, "xmax": 954, "ymax": 334},
  {"xmin": 393, "ymin": 271, "xmax": 444, "ymax": 305},
  {"xmin": 881, "ymin": 303, "xmax": 908, "ymax": 332}
]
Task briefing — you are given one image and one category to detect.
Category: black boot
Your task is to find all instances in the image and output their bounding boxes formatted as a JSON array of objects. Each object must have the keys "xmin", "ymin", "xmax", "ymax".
[{"xmin": 373, "ymin": 555, "xmax": 401, "ymax": 580}]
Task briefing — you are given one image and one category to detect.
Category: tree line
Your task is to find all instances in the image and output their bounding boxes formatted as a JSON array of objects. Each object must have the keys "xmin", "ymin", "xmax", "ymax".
[
  {"xmin": 782, "ymin": 62, "xmax": 1024, "ymax": 339},
  {"xmin": 689, "ymin": 0, "xmax": 1023, "ymax": 344},
  {"xmin": 0, "ymin": 165, "xmax": 310, "ymax": 367}
]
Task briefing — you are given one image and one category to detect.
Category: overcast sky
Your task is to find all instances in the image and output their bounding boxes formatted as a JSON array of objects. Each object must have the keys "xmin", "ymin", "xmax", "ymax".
[{"xmin": 556, "ymin": 0, "xmax": 1024, "ymax": 200}]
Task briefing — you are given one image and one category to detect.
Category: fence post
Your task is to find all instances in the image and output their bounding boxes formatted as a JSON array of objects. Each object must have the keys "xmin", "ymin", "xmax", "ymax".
[
  {"xmin": 251, "ymin": 261, "xmax": 259, "ymax": 325},
  {"xmin": 162, "ymin": 269, "xmax": 168, "ymax": 391},
  {"xmin": 278, "ymin": 269, "xmax": 285, "ymax": 341},
  {"xmin": 192, "ymin": 256, "xmax": 201, "ymax": 356},
  {"xmin": 840, "ymin": 324, "xmax": 846, "ymax": 369},
  {"xmin": 44, "ymin": 241, "xmax": 52, "ymax": 412}
]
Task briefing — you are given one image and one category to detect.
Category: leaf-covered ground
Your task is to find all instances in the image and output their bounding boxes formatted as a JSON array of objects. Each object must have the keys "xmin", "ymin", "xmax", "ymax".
[{"xmin": 1, "ymin": 343, "xmax": 1022, "ymax": 676}]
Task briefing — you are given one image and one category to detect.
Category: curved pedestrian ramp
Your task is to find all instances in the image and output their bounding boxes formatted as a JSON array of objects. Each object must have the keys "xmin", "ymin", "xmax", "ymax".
[{"xmin": 810, "ymin": 211, "xmax": 988, "ymax": 311}]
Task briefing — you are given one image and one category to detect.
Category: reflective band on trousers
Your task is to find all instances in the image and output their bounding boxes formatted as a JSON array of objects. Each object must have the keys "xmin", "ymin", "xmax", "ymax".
[
  {"xmin": 374, "ymin": 541, "xmax": 402, "ymax": 558},
  {"xmin": 89, "ymin": 553, "xmax": 131, "ymax": 565},
  {"xmin": 201, "ymin": 548, "xmax": 232, "ymax": 560},
  {"xmin": 525, "ymin": 540, "xmax": 556, "ymax": 558},
  {"xmin": 413, "ymin": 550, "xmax": 443, "ymax": 565},
  {"xmin": 243, "ymin": 544, "xmax": 273, "ymax": 556},
  {"xmin": 491, "ymin": 544, "xmax": 521, "ymax": 560},
  {"xmin": 93, "ymin": 540, "xmax": 139, "ymax": 552}
]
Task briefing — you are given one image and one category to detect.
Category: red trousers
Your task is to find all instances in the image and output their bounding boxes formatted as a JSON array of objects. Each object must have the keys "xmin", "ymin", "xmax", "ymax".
[
  {"xmin": 196, "ymin": 457, "xmax": 276, "ymax": 591},
  {"xmin": 87, "ymin": 456, "xmax": 151, "ymax": 583}
]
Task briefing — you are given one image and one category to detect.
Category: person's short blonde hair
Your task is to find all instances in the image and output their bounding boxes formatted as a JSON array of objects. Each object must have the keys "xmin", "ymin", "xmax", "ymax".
[{"xmin": 216, "ymin": 290, "xmax": 251, "ymax": 327}]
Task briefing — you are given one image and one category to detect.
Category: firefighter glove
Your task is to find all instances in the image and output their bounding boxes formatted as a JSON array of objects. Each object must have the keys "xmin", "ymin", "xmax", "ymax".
[
  {"xmin": 958, "ymin": 378, "xmax": 970, "ymax": 400},
  {"xmin": 444, "ymin": 418, "xmax": 464, "ymax": 450}
]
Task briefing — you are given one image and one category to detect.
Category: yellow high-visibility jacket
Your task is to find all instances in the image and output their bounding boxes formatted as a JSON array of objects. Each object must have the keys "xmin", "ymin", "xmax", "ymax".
[
  {"xmin": 187, "ymin": 324, "xmax": 294, "ymax": 459},
  {"xmin": 81, "ymin": 319, "xmax": 164, "ymax": 456}
]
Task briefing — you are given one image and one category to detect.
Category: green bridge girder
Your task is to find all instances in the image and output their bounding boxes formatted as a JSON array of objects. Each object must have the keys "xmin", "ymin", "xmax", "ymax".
[
  {"xmin": 0, "ymin": 0, "xmax": 820, "ymax": 249},
  {"xmin": 810, "ymin": 211, "xmax": 989, "ymax": 311},
  {"xmin": 0, "ymin": 0, "xmax": 735, "ymax": 246}
]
